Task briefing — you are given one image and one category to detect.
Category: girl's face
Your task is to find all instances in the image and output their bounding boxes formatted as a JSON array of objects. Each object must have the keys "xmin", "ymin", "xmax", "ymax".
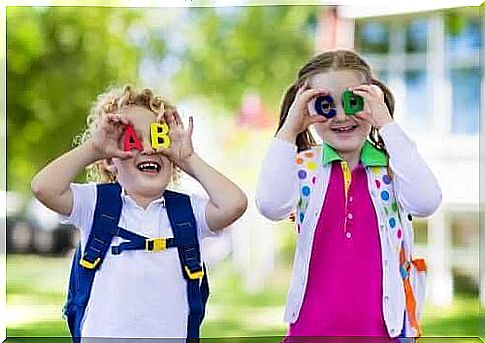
[
  {"xmin": 109, "ymin": 105, "xmax": 173, "ymax": 200},
  {"xmin": 309, "ymin": 69, "xmax": 371, "ymax": 156}
]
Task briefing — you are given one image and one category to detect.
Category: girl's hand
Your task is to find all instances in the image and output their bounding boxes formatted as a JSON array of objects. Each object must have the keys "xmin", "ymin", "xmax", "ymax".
[
  {"xmin": 277, "ymin": 84, "xmax": 328, "ymax": 142},
  {"xmin": 90, "ymin": 113, "xmax": 133, "ymax": 160},
  {"xmin": 349, "ymin": 84, "xmax": 393, "ymax": 130},
  {"xmin": 155, "ymin": 109, "xmax": 195, "ymax": 169}
]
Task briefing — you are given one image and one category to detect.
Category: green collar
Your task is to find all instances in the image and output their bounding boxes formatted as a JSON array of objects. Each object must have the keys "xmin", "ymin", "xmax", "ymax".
[{"xmin": 322, "ymin": 140, "xmax": 388, "ymax": 167}]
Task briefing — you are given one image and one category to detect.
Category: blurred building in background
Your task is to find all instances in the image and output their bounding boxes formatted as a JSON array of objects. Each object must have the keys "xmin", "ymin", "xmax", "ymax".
[{"xmin": 315, "ymin": 5, "xmax": 481, "ymax": 306}]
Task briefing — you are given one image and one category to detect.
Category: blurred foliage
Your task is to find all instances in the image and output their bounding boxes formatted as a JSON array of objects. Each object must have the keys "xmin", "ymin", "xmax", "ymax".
[
  {"xmin": 276, "ymin": 220, "xmax": 298, "ymax": 267},
  {"xmin": 8, "ymin": 5, "xmax": 481, "ymax": 195},
  {"xmin": 443, "ymin": 7, "xmax": 481, "ymax": 36},
  {"xmin": 7, "ymin": 6, "xmax": 319, "ymax": 194},
  {"xmin": 7, "ymin": 7, "xmax": 151, "ymax": 194},
  {"xmin": 174, "ymin": 6, "xmax": 317, "ymax": 115}
]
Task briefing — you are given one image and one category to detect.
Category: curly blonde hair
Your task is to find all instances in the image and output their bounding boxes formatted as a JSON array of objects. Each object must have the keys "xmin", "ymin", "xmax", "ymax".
[{"xmin": 75, "ymin": 84, "xmax": 179, "ymax": 183}]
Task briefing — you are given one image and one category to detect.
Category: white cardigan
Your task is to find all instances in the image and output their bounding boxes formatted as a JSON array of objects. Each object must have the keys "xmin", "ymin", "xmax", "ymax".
[{"xmin": 256, "ymin": 121, "xmax": 442, "ymax": 337}]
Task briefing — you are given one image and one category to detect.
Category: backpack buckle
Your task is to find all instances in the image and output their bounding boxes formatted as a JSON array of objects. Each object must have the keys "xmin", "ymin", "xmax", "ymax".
[
  {"xmin": 400, "ymin": 261, "xmax": 411, "ymax": 279},
  {"xmin": 184, "ymin": 265, "xmax": 204, "ymax": 280},
  {"xmin": 145, "ymin": 238, "xmax": 167, "ymax": 252},
  {"xmin": 80, "ymin": 257, "xmax": 100, "ymax": 269}
]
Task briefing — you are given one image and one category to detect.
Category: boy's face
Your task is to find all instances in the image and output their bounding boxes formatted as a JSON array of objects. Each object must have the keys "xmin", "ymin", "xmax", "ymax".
[{"xmin": 110, "ymin": 105, "xmax": 173, "ymax": 199}]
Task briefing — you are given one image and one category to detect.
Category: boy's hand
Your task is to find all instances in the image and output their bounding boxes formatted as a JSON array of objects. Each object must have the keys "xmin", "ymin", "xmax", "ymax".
[
  {"xmin": 155, "ymin": 109, "xmax": 195, "ymax": 169},
  {"xmin": 349, "ymin": 84, "xmax": 393, "ymax": 130},
  {"xmin": 90, "ymin": 113, "xmax": 133, "ymax": 160}
]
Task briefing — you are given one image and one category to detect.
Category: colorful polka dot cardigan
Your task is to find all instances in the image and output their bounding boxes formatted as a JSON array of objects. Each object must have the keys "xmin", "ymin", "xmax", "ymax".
[{"xmin": 256, "ymin": 121, "xmax": 442, "ymax": 338}]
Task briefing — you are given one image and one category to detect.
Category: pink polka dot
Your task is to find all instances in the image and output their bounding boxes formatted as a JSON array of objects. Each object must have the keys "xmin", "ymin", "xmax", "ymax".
[
  {"xmin": 375, "ymin": 180, "xmax": 381, "ymax": 189},
  {"xmin": 397, "ymin": 229, "xmax": 402, "ymax": 239},
  {"xmin": 312, "ymin": 176, "xmax": 317, "ymax": 185}
]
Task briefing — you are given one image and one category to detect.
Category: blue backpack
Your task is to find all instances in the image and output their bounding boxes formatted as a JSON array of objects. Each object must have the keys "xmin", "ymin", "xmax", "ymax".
[{"xmin": 63, "ymin": 183, "xmax": 209, "ymax": 342}]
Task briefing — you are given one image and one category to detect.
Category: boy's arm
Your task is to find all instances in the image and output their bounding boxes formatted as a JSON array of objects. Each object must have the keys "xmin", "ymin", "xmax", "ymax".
[
  {"xmin": 156, "ymin": 111, "xmax": 247, "ymax": 232},
  {"xmin": 31, "ymin": 142, "xmax": 102, "ymax": 216},
  {"xmin": 31, "ymin": 113, "xmax": 132, "ymax": 216},
  {"xmin": 178, "ymin": 153, "xmax": 247, "ymax": 232},
  {"xmin": 31, "ymin": 143, "xmax": 101, "ymax": 216}
]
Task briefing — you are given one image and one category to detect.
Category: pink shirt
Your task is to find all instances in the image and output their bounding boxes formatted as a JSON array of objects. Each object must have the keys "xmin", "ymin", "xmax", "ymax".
[{"xmin": 285, "ymin": 162, "xmax": 392, "ymax": 340}]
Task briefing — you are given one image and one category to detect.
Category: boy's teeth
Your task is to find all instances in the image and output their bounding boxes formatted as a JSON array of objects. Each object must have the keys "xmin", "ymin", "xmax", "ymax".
[{"xmin": 137, "ymin": 162, "xmax": 161, "ymax": 172}]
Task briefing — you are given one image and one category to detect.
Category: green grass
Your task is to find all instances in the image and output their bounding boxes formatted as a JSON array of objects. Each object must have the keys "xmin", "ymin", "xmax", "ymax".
[{"xmin": 6, "ymin": 254, "xmax": 481, "ymax": 341}]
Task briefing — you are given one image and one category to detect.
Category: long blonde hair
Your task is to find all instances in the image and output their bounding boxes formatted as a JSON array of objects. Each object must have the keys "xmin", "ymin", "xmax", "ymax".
[
  {"xmin": 276, "ymin": 49, "xmax": 395, "ymax": 153},
  {"xmin": 75, "ymin": 84, "xmax": 178, "ymax": 183}
]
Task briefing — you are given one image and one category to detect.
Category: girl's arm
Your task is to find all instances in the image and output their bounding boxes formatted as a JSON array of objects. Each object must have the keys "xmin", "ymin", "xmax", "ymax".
[
  {"xmin": 178, "ymin": 154, "xmax": 247, "ymax": 232},
  {"xmin": 379, "ymin": 121, "xmax": 442, "ymax": 217},
  {"xmin": 256, "ymin": 84, "xmax": 327, "ymax": 220},
  {"xmin": 351, "ymin": 84, "xmax": 442, "ymax": 217},
  {"xmin": 31, "ymin": 113, "xmax": 132, "ymax": 216},
  {"xmin": 255, "ymin": 137, "xmax": 300, "ymax": 220}
]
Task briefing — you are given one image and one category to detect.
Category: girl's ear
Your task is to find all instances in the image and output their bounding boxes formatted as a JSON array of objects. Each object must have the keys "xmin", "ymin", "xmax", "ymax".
[{"xmin": 102, "ymin": 158, "xmax": 117, "ymax": 175}]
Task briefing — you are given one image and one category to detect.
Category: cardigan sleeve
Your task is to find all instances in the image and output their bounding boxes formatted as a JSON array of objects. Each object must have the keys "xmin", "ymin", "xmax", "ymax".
[
  {"xmin": 255, "ymin": 137, "xmax": 300, "ymax": 221},
  {"xmin": 379, "ymin": 121, "xmax": 442, "ymax": 217}
]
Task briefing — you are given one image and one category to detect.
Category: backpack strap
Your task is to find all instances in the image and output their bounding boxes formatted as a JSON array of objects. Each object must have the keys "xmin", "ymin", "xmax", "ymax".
[
  {"xmin": 163, "ymin": 190, "xmax": 209, "ymax": 340},
  {"xmin": 65, "ymin": 185, "xmax": 208, "ymax": 342},
  {"xmin": 80, "ymin": 183, "xmax": 122, "ymax": 269},
  {"xmin": 64, "ymin": 182, "xmax": 123, "ymax": 342},
  {"xmin": 110, "ymin": 228, "xmax": 182, "ymax": 255},
  {"xmin": 399, "ymin": 242, "xmax": 422, "ymax": 337}
]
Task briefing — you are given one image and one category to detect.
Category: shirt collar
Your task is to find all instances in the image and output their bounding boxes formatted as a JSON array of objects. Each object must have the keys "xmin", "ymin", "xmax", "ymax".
[
  {"xmin": 322, "ymin": 140, "xmax": 388, "ymax": 167},
  {"xmin": 120, "ymin": 187, "xmax": 166, "ymax": 207}
]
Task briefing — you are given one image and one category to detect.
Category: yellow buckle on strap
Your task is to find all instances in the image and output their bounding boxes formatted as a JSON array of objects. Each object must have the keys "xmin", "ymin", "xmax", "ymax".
[
  {"xmin": 80, "ymin": 257, "xmax": 100, "ymax": 269},
  {"xmin": 145, "ymin": 238, "xmax": 167, "ymax": 252},
  {"xmin": 184, "ymin": 266, "xmax": 204, "ymax": 280}
]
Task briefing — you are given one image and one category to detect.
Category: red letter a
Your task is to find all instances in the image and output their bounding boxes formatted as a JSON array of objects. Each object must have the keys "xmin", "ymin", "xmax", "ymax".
[{"xmin": 124, "ymin": 124, "xmax": 143, "ymax": 152}]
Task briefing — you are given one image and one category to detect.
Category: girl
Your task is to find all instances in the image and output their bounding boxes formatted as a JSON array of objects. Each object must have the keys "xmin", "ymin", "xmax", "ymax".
[
  {"xmin": 256, "ymin": 50, "xmax": 441, "ymax": 341},
  {"xmin": 31, "ymin": 85, "xmax": 248, "ymax": 341}
]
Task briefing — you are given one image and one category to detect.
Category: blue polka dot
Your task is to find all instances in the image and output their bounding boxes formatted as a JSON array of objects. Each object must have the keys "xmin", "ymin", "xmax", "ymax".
[
  {"xmin": 383, "ymin": 174, "xmax": 391, "ymax": 184},
  {"xmin": 299, "ymin": 213, "xmax": 304, "ymax": 223},
  {"xmin": 298, "ymin": 170, "xmax": 307, "ymax": 180},
  {"xmin": 381, "ymin": 191, "xmax": 389, "ymax": 201},
  {"xmin": 389, "ymin": 217, "xmax": 396, "ymax": 228},
  {"xmin": 301, "ymin": 186, "xmax": 311, "ymax": 196}
]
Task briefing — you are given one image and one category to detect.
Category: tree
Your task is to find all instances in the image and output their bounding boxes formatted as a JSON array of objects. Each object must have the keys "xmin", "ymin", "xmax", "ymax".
[
  {"xmin": 7, "ymin": 7, "xmax": 152, "ymax": 193},
  {"xmin": 174, "ymin": 6, "xmax": 317, "ymax": 115}
]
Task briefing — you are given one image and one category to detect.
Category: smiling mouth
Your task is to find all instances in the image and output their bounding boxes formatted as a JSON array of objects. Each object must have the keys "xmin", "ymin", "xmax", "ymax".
[
  {"xmin": 136, "ymin": 161, "xmax": 161, "ymax": 173},
  {"xmin": 331, "ymin": 124, "xmax": 358, "ymax": 133}
]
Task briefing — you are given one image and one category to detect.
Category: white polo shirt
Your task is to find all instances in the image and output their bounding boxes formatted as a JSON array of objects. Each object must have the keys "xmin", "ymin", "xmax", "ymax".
[{"xmin": 62, "ymin": 183, "xmax": 216, "ymax": 339}]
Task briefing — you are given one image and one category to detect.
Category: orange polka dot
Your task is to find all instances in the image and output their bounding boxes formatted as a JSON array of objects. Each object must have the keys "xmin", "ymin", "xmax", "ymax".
[
  {"xmin": 296, "ymin": 158, "xmax": 304, "ymax": 164},
  {"xmin": 304, "ymin": 152, "xmax": 314, "ymax": 158}
]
